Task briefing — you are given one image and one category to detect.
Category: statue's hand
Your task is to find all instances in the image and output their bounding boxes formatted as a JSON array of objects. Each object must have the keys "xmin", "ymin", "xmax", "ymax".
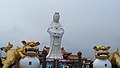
[{"xmin": 52, "ymin": 33, "xmax": 61, "ymax": 37}]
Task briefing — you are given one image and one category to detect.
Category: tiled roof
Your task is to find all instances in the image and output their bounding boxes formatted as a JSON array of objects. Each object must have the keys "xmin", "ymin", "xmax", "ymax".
[
  {"xmin": 38, "ymin": 46, "xmax": 92, "ymax": 63},
  {"xmin": 68, "ymin": 55, "xmax": 78, "ymax": 60},
  {"xmin": 43, "ymin": 46, "xmax": 72, "ymax": 55}
]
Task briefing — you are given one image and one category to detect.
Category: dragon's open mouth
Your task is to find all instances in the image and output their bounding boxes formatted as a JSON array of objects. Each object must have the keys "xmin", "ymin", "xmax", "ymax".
[
  {"xmin": 25, "ymin": 48, "xmax": 38, "ymax": 54},
  {"xmin": 97, "ymin": 52, "xmax": 108, "ymax": 56}
]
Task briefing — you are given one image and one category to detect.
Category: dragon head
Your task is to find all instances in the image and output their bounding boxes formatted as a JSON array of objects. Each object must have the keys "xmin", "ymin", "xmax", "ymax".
[
  {"xmin": 93, "ymin": 45, "xmax": 110, "ymax": 59},
  {"xmin": 22, "ymin": 40, "xmax": 40, "ymax": 56}
]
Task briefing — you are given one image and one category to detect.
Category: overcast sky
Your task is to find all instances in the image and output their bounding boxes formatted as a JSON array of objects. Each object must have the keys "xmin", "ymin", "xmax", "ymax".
[{"xmin": 0, "ymin": 0, "xmax": 120, "ymax": 59}]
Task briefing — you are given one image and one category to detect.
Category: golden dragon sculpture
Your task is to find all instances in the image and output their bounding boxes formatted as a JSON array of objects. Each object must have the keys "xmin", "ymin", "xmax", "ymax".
[
  {"xmin": 1, "ymin": 40, "xmax": 40, "ymax": 68},
  {"xmin": 93, "ymin": 45, "xmax": 120, "ymax": 68}
]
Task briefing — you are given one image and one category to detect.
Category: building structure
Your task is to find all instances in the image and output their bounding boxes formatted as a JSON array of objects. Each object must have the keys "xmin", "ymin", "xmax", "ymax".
[{"xmin": 38, "ymin": 46, "xmax": 92, "ymax": 68}]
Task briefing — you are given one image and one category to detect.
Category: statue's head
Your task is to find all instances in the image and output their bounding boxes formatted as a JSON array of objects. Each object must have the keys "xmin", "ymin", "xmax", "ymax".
[
  {"xmin": 93, "ymin": 45, "xmax": 110, "ymax": 59},
  {"xmin": 53, "ymin": 12, "xmax": 60, "ymax": 22}
]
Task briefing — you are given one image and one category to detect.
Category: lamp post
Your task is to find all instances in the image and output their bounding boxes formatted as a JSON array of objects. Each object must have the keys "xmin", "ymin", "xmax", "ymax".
[
  {"xmin": 42, "ymin": 49, "xmax": 47, "ymax": 68},
  {"xmin": 54, "ymin": 59, "xmax": 59, "ymax": 68},
  {"xmin": 77, "ymin": 51, "xmax": 82, "ymax": 68},
  {"xmin": 89, "ymin": 61, "xmax": 93, "ymax": 68}
]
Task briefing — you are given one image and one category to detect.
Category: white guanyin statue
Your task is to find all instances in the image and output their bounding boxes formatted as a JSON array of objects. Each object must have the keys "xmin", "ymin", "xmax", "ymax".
[{"xmin": 47, "ymin": 12, "xmax": 64, "ymax": 59}]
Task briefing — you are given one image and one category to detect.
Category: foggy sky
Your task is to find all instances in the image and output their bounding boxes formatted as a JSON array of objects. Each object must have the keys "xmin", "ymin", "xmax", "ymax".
[{"xmin": 0, "ymin": 0, "xmax": 120, "ymax": 59}]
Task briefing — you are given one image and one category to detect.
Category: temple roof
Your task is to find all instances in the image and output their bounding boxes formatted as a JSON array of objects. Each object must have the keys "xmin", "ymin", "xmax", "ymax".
[
  {"xmin": 68, "ymin": 55, "xmax": 78, "ymax": 60},
  {"xmin": 38, "ymin": 46, "xmax": 92, "ymax": 63},
  {"xmin": 43, "ymin": 46, "xmax": 72, "ymax": 55}
]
